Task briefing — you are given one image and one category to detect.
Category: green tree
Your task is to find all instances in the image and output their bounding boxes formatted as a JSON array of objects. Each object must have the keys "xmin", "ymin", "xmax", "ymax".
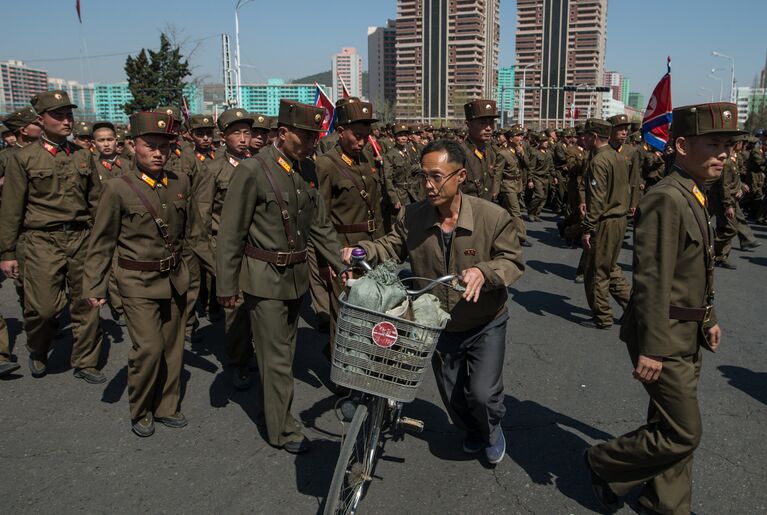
[{"xmin": 124, "ymin": 33, "xmax": 191, "ymax": 115}]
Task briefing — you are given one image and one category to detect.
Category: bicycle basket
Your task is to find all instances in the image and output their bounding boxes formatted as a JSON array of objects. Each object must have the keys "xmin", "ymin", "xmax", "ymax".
[{"xmin": 331, "ymin": 292, "xmax": 447, "ymax": 403}]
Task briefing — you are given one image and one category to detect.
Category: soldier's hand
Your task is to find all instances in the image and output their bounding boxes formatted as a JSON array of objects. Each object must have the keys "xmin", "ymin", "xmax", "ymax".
[
  {"xmin": 527, "ymin": 180, "xmax": 534, "ymax": 190},
  {"xmin": 628, "ymin": 207, "xmax": 636, "ymax": 218},
  {"xmin": 706, "ymin": 324, "xmax": 722, "ymax": 352},
  {"xmin": 725, "ymin": 207, "xmax": 735, "ymax": 220},
  {"xmin": 218, "ymin": 295, "xmax": 238, "ymax": 308},
  {"xmin": 578, "ymin": 203, "xmax": 587, "ymax": 217},
  {"xmin": 552, "ymin": 177, "xmax": 558, "ymax": 186},
  {"xmin": 87, "ymin": 298, "xmax": 106, "ymax": 308},
  {"xmin": 0, "ymin": 260, "xmax": 19, "ymax": 279},
  {"xmin": 582, "ymin": 233, "xmax": 592, "ymax": 250},
  {"xmin": 394, "ymin": 202, "xmax": 401, "ymax": 210},
  {"xmin": 742, "ymin": 184, "xmax": 750, "ymax": 194},
  {"xmin": 340, "ymin": 247, "xmax": 355, "ymax": 265},
  {"xmin": 633, "ymin": 354, "xmax": 663, "ymax": 383},
  {"xmin": 460, "ymin": 267, "xmax": 485, "ymax": 303}
]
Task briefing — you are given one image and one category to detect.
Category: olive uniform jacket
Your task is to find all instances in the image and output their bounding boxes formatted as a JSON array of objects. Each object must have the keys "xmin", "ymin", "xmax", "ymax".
[
  {"xmin": 83, "ymin": 167, "xmax": 190, "ymax": 299},
  {"xmin": 92, "ymin": 155, "xmax": 127, "ymax": 186},
  {"xmin": 527, "ymin": 147, "xmax": 554, "ymax": 185},
  {"xmin": 0, "ymin": 139, "xmax": 99, "ymax": 260},
  {"xmin": 581, "ymin": 144, "xmax": 630, "ymax": 235},
  {"xmin": 357, "ymin": 194, "xmax": 524, "ymax": 332},
  {"xmin": 461, "ymin": 139, "xmax": 501, "ymax": 201},
  {"xmin": 620, "ymin": 167, "xmax": 717, "ymax": 357},
  {"xmin": 497, "ymin": 147, "xmax": 523, "ymax": 196},
  {"xmin": 215, "ymin": 144, "xmax": 343, "ymax": 301},
  {"xmin": 315, "ymin": 144, "xmax": 386, "ymax": 246},
  {"xmin": 383, "ymin": 146, "xmax": 420, "ymax": 205}
]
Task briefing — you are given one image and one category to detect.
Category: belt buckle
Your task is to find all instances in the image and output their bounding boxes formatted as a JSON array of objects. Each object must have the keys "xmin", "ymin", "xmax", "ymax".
[
  {"xmin": 159, "ymin": 256, "xmax": 172, "ymax": 273},
  {"xmin": 367, "ymin": 220, "xmax": 377, "ymax": 232},
  {"xmin": 275, "ymin": 251, "xmax": 290, "ymax": 267},
  {"xmin": 702, "ymin": 305, "xmax": 713, "ymax": 324}
]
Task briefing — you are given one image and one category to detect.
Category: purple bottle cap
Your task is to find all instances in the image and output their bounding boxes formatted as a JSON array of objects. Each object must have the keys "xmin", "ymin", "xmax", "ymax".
[{"xmin": 351, "ymin": 248, "xmax": 367, "ymax": 258}]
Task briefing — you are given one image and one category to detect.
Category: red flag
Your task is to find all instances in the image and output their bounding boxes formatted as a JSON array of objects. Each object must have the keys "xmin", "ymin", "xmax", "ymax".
[
  {"xmin": 337, "ymin": 73, "xmax": 351, "ymax": 99},
  {"xmin": 181, "ymin": 96, "xmax": 190, "ymax": 122},
  {"xmin": 314, "ymin": 83, "xmax": 335, "ymax": 139},
  {"xmin": 76, "ymin": 0, "xmax": 82, "ymax": 23},
  {"xmin": 641, "ymin": 58, "xmax": 673, "ymax": 152}
]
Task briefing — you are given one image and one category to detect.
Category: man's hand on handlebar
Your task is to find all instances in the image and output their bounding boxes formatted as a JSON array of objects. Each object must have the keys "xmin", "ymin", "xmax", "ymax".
[
  {"xmin": 460, "ymin": 267, "xmax": 485, "ymax": 303},
  {"xmin": 340, "ymin": 247, "xmax": 356, "ymax": 265}
]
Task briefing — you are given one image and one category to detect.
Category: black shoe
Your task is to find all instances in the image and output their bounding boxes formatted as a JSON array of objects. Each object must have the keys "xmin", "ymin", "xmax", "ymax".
[
  {"xmin": 741, "ymin": 240, "xmax": 761, "ymax": 251},
  {"xmin": 0, "ymin": 361, "xmax": 21, "ymax": 377},
  {"xmin": 28, "ymin": 356, "xmax": 47, "ymax": 378},
  {"xmin": 715, "ymin": 260, "xmax": 737, "ymax": 270},
  {"xmin": 520, "ymin": 239, "xmax": 533, "ymax": 248},
  {"xmin": 232, "ymin": 366, "xmax": 252, "ymax": 391},
  {"xmin": 283, "ymin": 436, "xmax": 312, "ymax": 454},
  {"xmin": 583, "ymin": 450, "xmax": 622, "ymax": 512},
  {"xmin": 580, "ymin": 318, "xmax": 612, "ymax": 330},
  {"xmin": 155, "ymin": 412, "xmax": 188, "ymax": 428},
  {"xmin": 73, "ymin": 367, "xmax": 107, "ymax": 384},
  {"xmin": 132, "ymin": 415, "xmax": 155, "ymax": 437}
]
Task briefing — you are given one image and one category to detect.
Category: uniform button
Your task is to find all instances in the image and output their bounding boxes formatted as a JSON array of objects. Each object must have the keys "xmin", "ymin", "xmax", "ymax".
[
  {"xmin": 297, "ymin": 230, "xmax": 302, "ymax": 236},
  {"xmin": 363, "ymin": 176, "xmax": 366, "ymax": 179},
  {"xmin": 297, "ymin": 189, "xmax": 301, "ymax": 194},
  {"xmin": 162, "ymin": 204, "xmax": 167, "ymax": 209}
]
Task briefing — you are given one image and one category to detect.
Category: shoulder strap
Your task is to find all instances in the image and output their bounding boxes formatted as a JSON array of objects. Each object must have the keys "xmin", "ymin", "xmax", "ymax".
[
  {"xmin": 254, "ymin": 155, "xmax": 296, "ymax": 251},
  {"xmin": 667, "ymin": 180, "xmax": 715, "ymax": 301},
  {"xmin": 119, "ymin": 175, "xmax": 177, "ymax": 256},
  {"xmin": 325, "ymin": 151, "xmax": 375, "ymax": 214}
]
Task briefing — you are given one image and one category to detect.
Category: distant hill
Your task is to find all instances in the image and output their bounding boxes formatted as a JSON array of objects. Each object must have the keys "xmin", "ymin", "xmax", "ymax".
[{"xmin": 291, "ymin": 70, "xmax": 369, "ymax": 98}]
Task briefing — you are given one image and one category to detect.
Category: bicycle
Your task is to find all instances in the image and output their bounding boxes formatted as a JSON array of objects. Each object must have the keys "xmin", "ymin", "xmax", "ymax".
[{"xmin": 323, "ymin": 248, "xmax": 463, "ymax": 515}]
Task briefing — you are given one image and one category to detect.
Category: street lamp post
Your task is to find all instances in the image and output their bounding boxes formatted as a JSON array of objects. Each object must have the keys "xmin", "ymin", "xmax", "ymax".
[
  {"xmin": 708, "ymin": 70, "xmax": 724, "ymax": 101},
  {"xmin": 518, "ymin": 61, "xmax": 541, "ymax": 128},
  {"xmin": 712, "ymin": 51, "xmax": 736, "ymax": 103},
  {"xmin": 234, "ymin": 0, "xmax": 254, "ymax": 107}
]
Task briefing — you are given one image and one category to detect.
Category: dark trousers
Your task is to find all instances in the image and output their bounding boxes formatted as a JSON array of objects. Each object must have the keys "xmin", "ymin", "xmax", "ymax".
[{"xmin": 431, "ymin": 312, "xmax": 508, "ymax": 444}]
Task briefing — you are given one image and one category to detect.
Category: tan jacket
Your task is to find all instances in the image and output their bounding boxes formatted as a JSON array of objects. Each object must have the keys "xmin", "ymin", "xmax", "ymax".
[
  {"xmin": 215, "ymin": 144, "xmax": 343, "ymax": 300},
  {"xmin": 620, "ymin": 167, "xmax": 717, "ymax": 357},
  {"xmin": 83, "ymin": 168, "xmax": 190, "ymax": 299},
  {"xmin": 0, "ymin": 139, "xmax": 99, "ymax": 260},
  {"xmin": 358, "ymin": 194, "xmax": 524, "ymax": 332},
  {"xmin": 497, "ymin": 147, "xmax": 523, "ymax": 196}
]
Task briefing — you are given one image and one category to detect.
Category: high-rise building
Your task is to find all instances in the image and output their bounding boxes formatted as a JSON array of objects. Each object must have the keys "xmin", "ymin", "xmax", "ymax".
[
  {"xmin": 497, "ymin": 66, "xmax": 516, "ymax": 124},
  {"xmin": 240, "ymin": 79, "xmax": 329, "ymax": 116},
  {"xmin": 628, "ymin": 91, "xmax": 644, "ymax": 110},
  {"xmin": 0, "ymin": 60, "xmax": 49, "ymax": 115},
  {"xmin": 395, "ymin": 0, "xmax": 500, "ymax": 123},
  {"xmin": 620, "ymin": 77, "xmax": 630, "ymax": 105},
  {"xmin": 93, "ymin": 83, "xmax": 204, "ymax": 125},
  {"xmin": 368, "ymin": 20, "xmax": 397, "ymax": 108},
  {"xmin": 603, "ymin": 71, "xmax": 630, "ymax": 104},
  {"xmin": 48, "ymin": 77, "xmax": 97, "ymax": 121},
  {"xmin": 515, "ymin": 0, "xmax": 608, "ymax": 127},
  {"xmin": 736, "ymin": 86, "xmax": 767, "ymax": 127},
  {"xmin": 332, "ymin": 47, "xmax": 363, "ymax": 101}
]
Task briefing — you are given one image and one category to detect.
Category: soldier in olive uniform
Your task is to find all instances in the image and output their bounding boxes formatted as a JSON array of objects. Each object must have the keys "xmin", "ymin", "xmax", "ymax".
[
  {"xmin": 551, "ymin": 128, "xmax": 570, "ymax": 214},
  {"xmin": 216, "ymin": 100, "xmax": 344, "ymax": 453},
  {"xmin": 0, "ymin": 91, "xmax": 104, "ymax": 382},
  {"xmin": 205, "ymin": 108, "xmax": 256, "ymax": 389},
  {"xmin": 460, "ymin": 100, "xmax": 501, "ymax": 202},
  {"xmin": 608, "ymin": 114, "xmax": 643, "ymax": 216},
  {"xmin": 250, "ymin": 113, "xmax": 270, "ymax": 155},
  {"xmin": 580, "ymin": 118, "xmax": 631, "ymax": 329},
  {"xmin": 383, "ymin": 123, "xmax": 420, "ymax": 213},
  {"xmin": 585, "ymin": 102, "xmax": 735, "ymax": 515},
  {"xmin": 0, "ymin": 122, "xmax": 15, "ymax": 147},
  {"xmin": 560, "ymin": 125, "xmax": 589, "ymax": 245},
  {"xmin": 84, "ymin": 111, "xmax": 192, "ymax": 437},
  {"xmin": 526, "ymin": 133, "xmax": 554, "ymax": 221},
  {"xmin": 315, "ymin": 99, "xmax": 385, "ymax": 353},
  {"xmin": 72, "ymin": 121, "xmax": 93, "ymax": 151},
  {"xmin": 497, "ymin": 126, "xmax": 530, "ymax": 247}
]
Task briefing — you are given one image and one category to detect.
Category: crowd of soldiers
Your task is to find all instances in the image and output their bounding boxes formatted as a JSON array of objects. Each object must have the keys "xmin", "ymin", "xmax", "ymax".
[{"xmin": 0, "ymin": 87, "xmax": 758, "ymax": 512}]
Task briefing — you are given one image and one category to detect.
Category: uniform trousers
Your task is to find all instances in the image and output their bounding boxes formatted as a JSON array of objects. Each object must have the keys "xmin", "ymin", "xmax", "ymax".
[
  {"xmin": 306, "ymin": 241, "xmax": 330, "ymax": 328},
  {"xmin": 431, "ymin": 312, "xmax": 508, "ymax": 445},
  {"xmin": 584, "ymin": 217, "xmax": 631, "ymax": 326},
  {"xmin": 245, "ymin": 294, "xmax": 304, "ymax": 447},
  {"xmin": 714, "ymin": 203, "xmax": 757, "ymax": 262},
  {"xmin": 106, "ymin": 255, "xmax": 124, "ymax": 316},
  {"xmin": 122, "ymin": 288, "xmax": 186, "ymax": 422},
  {"xmin": 527, "ymin": 177, "xmax": 548, "ymax": 217},
  {"xmin": 588, "ymin": 349, "xmax": 702, "ymax": 515},
  {"xmin": 224, "ymin": 294, "xmax": 253, "ymax": 367},
  {"xmin": 500, "ymin": 190, "xmax": 528, "ymax": 242},
  {"xmin": 183, "ymin": 246, "xmax": 200, "ymax": 338},
  {"xmin": 23, "ymin": 228, "xmax": 102, "ymax": 369}
]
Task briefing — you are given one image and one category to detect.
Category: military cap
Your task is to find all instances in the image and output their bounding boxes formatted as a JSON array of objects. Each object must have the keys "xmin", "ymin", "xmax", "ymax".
[
  {"xmin": 3, "ymin": 106, "xmax": 38, "ymax": 132},
  {"xmin": 217, "ymin": 108, "xmax": 254, "ymax": 132},
  {"xmin": 187, "ymin": 114, "xmax": 216, "ymax": 131},
  {"xmin": 91, "ymin": 121, "xmax": 115, "ymax": 135},
  {"xmin": 251, "ymin": 113, "xmax": 270, "ymax": 130},
  {"xmin": 410, "ymin": 124, "xmax": 423, "ymax": 133},
  {"xmin": 425, "ymin": 124, "xmax": 435, "ymax": 131},
  {"xmin": 584, "ymin": 118, "xmax": 612, "ymax": 138},
  {"xmin": 153, "ymin": 106, "xmax": 182, "ymax": 122},
  {"xmin": 129, "ymin": 111, "xmax": 176, "ymax": 138},
  {"xmin": 671, "ymin": 102, "xmax": 745, "ymax": 138},
  {"xmin": 392, "ymin": 123, "xmax": 411, "ymax": 136},
  {"xmin": 213, "ymin": 129, "xmax": 222, "ymax": 142},
  {"xmin": 464, "ymin": 99, "xmax": 500, "ymax": 121},
  {"xmin": 267, "ymin": 116, "xmax": 279, "ymax": 130},
  {"xmin": 31, "ymin": 90, "xmax": 77, "ymax": 113},
  {"xmin": 575, "ymin": 123, "xmax": 586, "ymax": 135},
  {"xmin": 0, "ymin": 122, "xmax": 9, "ymax": 135},
  {"xmin": 335, "ymin": 98, "xmax": 377, "ymax": 126},
  {"xmin": 115, "ymin": 128, "xmax": 127, "ymax": 142},
  {"xmin": 277, "ymin": 100, "xmax": 325, "ymax": 132},
  {"xmin": 630, "ymin": 121, "xmax": 641, "ymax": 132},
  {"xmin": 561, "ymin": 128, "xmax": 575, "ymax": 137},
  {"xmin": 754, "ymin": 128, "xmax": 765, "ymax": 137},
  {"xmin": 73, "ymin": 121, "xmax": 93, "ymax": 137},
  {"xmin": 607, "ymin": 114, "xmax": 630, "ymax": 127},
  {"xmin": 534, "ymin": 132, "xmax": 550, "ymax": 144},
  {"xmin": 504, "ymin": 125, "xmax": 525, "ymax": 138}
]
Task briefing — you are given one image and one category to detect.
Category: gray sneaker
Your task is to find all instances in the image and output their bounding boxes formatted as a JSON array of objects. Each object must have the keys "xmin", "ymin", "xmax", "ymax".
[
  {"xmin": 132, "ymin": 415, "xmax": 155, "ymax": 437},
  {"xmin": 0, "ymin": 361, "xmax": 21, "ymax": 377},
  {"xmin": 155, "ymin": 412, "xmax": 188, "ymax": 428},
  {"xmin": 28, "ymin": 356, "xmax": 47, "ymax": 378},
  {"xmin": 485, "ymin": 427, "xmax": 506, "ymax": 464},
  {"xmin": 73, "ymin": 367, "xmax": 106, "ymax": 384}
]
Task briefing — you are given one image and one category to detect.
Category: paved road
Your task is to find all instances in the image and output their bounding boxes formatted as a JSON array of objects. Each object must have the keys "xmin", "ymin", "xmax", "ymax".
[{"xmin": 1, "ymin": 213, "xmax": 765, "ymax": 514}]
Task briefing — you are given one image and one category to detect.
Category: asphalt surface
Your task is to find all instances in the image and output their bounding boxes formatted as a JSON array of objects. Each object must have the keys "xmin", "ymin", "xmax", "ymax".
[{"xmin": 1, "ymin": 213, "xmax": 766, "ymax": 515}]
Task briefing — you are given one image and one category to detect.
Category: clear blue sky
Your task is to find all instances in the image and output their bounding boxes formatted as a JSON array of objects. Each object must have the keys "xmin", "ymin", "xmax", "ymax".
[{"xmin": 1, "ymin": 0, "xmax": 764, "ymax": 107}]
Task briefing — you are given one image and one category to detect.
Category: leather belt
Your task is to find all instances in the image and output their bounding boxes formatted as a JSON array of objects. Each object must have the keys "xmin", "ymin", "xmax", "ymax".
[
  {"xmin": 669, "ymin": 305, "xmax": 713, "ymax": 323},
  {"xmin": 334, "ymin": 220, "xmax": 377, "ymax": 234},
  {"xmin": 244, "ymin": 243, "xmax": 307, "ymax": 267},
  {"xmin": 31, "ymin": 221, "xmax": 89, "ymax": 232},
  {"xmin": 118, "ymin": 253, "xmax": 180, "ymax": 272}
]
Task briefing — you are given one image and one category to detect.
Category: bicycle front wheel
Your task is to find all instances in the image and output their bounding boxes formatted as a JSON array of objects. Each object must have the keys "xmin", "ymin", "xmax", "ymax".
[{"xmin": 324, "ymin": 396, "xmax": 386, "ymax": 515}]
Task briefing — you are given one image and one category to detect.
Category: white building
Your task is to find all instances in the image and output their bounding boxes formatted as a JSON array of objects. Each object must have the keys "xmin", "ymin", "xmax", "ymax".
[
  {"xmin": 602, "ymin": 97, "xmax": 625, "ymax": 118},
  {"xmin": 332, "ymin": 47, "xmax": 363, "ymax": 102}
]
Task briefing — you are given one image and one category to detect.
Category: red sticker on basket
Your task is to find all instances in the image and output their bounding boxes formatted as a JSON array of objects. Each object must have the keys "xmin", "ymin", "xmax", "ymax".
[{"xmin": 371, "ymin": 321, "xmax": 398, "ymax": 348}]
